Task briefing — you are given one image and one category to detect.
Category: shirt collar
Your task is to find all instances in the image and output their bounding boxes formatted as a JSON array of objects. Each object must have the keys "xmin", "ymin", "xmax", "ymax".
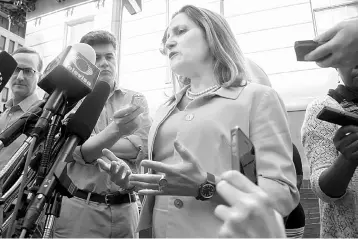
[
  {"xmin": 5, "ymin": 93, "xmax": 40, "ymax": 112},
  {"xmin": 213, "ymin": 85, "xmax": 244, "ymax": 99},
  {"xmin": 109, "ymin": 80, "xmax": 126, "ymax": 98}
]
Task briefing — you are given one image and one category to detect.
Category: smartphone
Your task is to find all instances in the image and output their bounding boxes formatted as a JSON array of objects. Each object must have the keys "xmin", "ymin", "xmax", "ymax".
[
  {"xmin": 317, "ymin": 106, "xmax": 358, "ymax": 126},
  {"xmin": 294, "ymin": 40, "xmax": 321, "ymax": 61},
  {"xmin": 231, "ymin": 126, "xmax": 258, "ymax": 185},
  {"xmin": 131, "ymin": 94, "xmax": 145, "ymax": 115}
]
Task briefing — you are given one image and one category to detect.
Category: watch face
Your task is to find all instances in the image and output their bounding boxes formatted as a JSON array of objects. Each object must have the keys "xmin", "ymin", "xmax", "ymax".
[{"xmin": 201, "ymin": 184, "xmax": 216, "ymax": 198}]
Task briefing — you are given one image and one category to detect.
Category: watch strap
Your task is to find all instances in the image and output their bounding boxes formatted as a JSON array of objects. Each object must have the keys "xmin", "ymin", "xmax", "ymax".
[{"xmin": 207, "ymin": 172, "xmax": 216, "ymax": 185}]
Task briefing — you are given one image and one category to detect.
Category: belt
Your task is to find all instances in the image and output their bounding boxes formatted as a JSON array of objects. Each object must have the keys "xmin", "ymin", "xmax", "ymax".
[{"xmin": 73, "ymin": 189, "xmax": 136, "ymax": 205}]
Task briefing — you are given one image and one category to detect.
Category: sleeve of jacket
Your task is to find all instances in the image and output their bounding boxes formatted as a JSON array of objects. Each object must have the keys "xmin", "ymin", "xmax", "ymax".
[
  {"xmin": 124, "ymin": 93, "xmax": 152, "ymax": 158},
  {"xmin": 301, "ymin": 98, "xmax": 345, "ymax": 203},
  {"xmin": 250, "ymin": 88, "xmax": 299, "ymax": 216}
]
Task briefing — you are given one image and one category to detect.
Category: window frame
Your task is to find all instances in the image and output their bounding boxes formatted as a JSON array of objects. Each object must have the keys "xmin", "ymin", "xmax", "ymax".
[
  {"xmin": 0, "ymin": 35, "xmax": 6, "ymax": 51},
  {"xmin": 8, "ymin": 40, "xmax": 15, "ymax": 54},
  {"xmin": 63, "ymin": 15, "xmax": 95, "ymax": 49},
  {"xmin": 310, "ymin": 0, "xmax": 358, "ymax": 36}
]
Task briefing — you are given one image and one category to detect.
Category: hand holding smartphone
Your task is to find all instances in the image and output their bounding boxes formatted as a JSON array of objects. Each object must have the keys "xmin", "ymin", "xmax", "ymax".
[
  {"xmin": 131, "ymin": 94, "xmax": 145, "ymax": 115},
  {"xmin": 116, "ymin": 94, "xmax": 145, "ymax": 125},
  {"xmin": 294, "ymin": 40, "xmax": 321, "ymax": 61},
  {"xmin": 317, "ymin": 106, "xmax": 358, "ymax": 126},
  {"xmin": 294, "ymin": 40, "xmax": 331, "ymax": 61},
  {"xmin": 231, "ymin": 126, "xmax": 258, "ymax": 185}
]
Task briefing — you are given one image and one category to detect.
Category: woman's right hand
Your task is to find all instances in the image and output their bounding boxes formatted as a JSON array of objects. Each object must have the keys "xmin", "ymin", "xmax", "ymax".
[
  {"xmin": 97, "ymin": 148, "xmax": 132, "ymax": 189},
  {"xmin": 214, "ymin": 170, "xmax": 285, "ymax": 238},
  {"xmin": 333, "ymin": 125, "xmax": 358, "ymax": 162}
]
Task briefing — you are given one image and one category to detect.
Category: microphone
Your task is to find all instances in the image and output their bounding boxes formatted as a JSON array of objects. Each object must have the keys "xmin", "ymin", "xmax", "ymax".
[
  {"xmin": 31, "ymin": 43, "xmax": 100, "ymax": 138},
  {"xmin": 0, "ymin": 100, "xmax": 45, "ymax": 151},
  {"xmin": 0, "ymin": 51, "xmax": 17, "ymax": 92},
  {"xmin": 38, "ymin": 43, "xmax": 99, "ymax": 105},
  {"xmin": 5, "ymin": 45, "xmax": 101, "ymax": 237},
  {"xmin": 65, "ymin": 80, "xmax": 111, "ymax": 144},
  {"xmin": 20, "ymin": 80, "xmax": 111, "ymax": 234}
]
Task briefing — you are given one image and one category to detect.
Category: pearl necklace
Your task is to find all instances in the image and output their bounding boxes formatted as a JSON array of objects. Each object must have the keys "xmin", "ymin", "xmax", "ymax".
[{"xmin": 186, "ymin": 85, "xmax": 220, "ymax": 100}]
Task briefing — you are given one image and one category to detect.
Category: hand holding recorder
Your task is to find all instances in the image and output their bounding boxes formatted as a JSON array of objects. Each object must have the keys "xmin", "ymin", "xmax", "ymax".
[
  {"xmin": 294, "ymin": 40, "xmax": 331, "ymax": 62},
  {"xmin": 317, "ymin": 106, "xmax": 358, "ymax": 162},
  {"xmin": 305, "ymin": 18, "xmax": 358, "ymax": 68}
]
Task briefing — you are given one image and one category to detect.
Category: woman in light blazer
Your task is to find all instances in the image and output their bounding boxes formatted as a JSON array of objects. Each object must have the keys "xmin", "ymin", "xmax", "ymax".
[{"xmin": 99, "ymin": 5, "xmax": 299, "ymax": 238}]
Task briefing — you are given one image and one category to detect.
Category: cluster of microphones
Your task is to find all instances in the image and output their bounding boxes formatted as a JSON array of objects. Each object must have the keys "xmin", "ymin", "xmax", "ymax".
[{"xmin": 0, "ymin": 43, "xmax": 110, "ymax": 238}]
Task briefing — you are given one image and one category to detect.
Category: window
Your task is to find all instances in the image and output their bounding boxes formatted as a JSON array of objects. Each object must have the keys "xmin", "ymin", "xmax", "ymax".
[
  {"xmin": 10, "ymin": 24, "xmax": 26, "ymax": 38},
  {"xmin": 18, "ymin": 24, "xmax": 26, "ymax": 38},
  {"xmin": 10, "ymin": 24, "xmax": 18, "ymax": 36},
  {"xmin": 311, "ymin": 0, "xmax": 358, "ymax": 35},
  {"xmin": 0, "ymin": 15, "xmax": 9, "ymax": 30},
  {"xmin": 8, "ymin": 40, "xmax": 15, "ymax": 54},
  {"xmin": 65, "ymin": 18, "xmax": 94, "ymax": 47},
  {"xmin": 0, "ymin": 36, "xmax": 6, "ymax": 51},
  {"xmin": 10, "ymin": 23, "xmax": 26, "ymax": 38}
]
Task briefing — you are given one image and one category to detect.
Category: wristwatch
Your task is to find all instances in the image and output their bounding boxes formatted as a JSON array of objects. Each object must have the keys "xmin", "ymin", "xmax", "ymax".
[{"xmin": 196, "ymin": 172, "xmax": 216, "ymax": 201}]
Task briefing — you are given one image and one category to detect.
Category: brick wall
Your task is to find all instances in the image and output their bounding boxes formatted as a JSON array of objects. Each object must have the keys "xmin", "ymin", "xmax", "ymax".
[{"xmin": 300, "ymin": 179, "xmax": 320, "ymax": 238}]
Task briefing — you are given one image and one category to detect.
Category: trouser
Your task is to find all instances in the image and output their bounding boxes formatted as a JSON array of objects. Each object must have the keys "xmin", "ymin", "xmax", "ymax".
[
  {"xmin": 53, "ymin": 196, "xmax": 139, "ymax": 238},
  {"xmin": 285, "ymin": 203, "xmax": 305, "ymax": 238}
]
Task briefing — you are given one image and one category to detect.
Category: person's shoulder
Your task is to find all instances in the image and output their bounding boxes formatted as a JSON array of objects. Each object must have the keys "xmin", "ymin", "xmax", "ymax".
[
  {"xmin": 246, "ymin": 58, "xmax": 272, "ymax": 87},
  {"xmin": 119, "ymin": 88, "xmax": 146, "ymax": 98},
  {"xmin": 243, "ymin": 82, "xmax": 274, "ymax": 92},
  {"xmin": 240, "ymin": 82, "xmax": 279, "ymax": 101},
  {"xmin": 306, "ymin": 95, "xmax": 342, "ymax": 113}
]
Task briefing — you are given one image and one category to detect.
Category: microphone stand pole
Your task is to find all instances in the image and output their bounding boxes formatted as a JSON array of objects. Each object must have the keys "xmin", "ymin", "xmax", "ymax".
[
  {"xmin": 5, "ymin": 91, "xmax": 66, "ymax": 238},
  {"xmin": 0, "ymin": 178, "xmax": 3, "ymax": 237},
  {"xmin": 19, "ymin": 135, "xmax": 80, "ymax": 238},
  {"xmin": 42, "ymin": 192, "xmax": 62, "ymax": 239}
]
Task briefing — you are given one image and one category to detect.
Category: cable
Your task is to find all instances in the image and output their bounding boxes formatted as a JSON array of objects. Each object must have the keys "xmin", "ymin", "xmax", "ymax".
[{"xmin": 6, "ymin": 136, "xmax": 37, "ymax": 238}]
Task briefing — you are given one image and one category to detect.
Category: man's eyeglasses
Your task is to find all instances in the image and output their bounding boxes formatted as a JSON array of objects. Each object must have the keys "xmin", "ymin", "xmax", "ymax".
[{"xmin": 13, "ymin": 67, "xmax": 38, "ymax": 77}]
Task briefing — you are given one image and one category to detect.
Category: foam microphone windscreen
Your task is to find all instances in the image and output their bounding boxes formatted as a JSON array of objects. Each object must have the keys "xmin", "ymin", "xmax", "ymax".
[
  {"xmin": 38, "ymin": 43, "xmax": 100, "ymax": 105},
  {"xmin": 71, "ymin": 43, "xmax": 96, "ymax": 64},
  {"xmin": 0, "ymin": 51, "xmax": 17, "ymax": 92},
  {"xmin": 66, "ymin": 80, "xmax": 111, "ymax": 144}
]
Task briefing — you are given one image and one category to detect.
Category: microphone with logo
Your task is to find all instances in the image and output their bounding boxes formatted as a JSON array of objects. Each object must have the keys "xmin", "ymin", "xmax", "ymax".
[
  {"xmin": 0, "ymin": 51, "xmax": 17, "ymax": 93},
  {"xmin": 0, "ymin": 44, "xmax": 99, "ymax": 195},
  {"xmin": 19, "ymin": 79, "xmax": 111, "ymax": 238},
  {"xmin": 31, "ymin": 43, "xmax": 100, "ymax": 139},
  {"xmin": 2, "ymin": 44, "xmax": 100, "ymax": 237},
  {"xmin": 0, "ymin": 43, "xmax": 99, "ymax": 152},
  {"xmin": 0, "ymin": 45, "xmax": 99, "ymax": 214}
]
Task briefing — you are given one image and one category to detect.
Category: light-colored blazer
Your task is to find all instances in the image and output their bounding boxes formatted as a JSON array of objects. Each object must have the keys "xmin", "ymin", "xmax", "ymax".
[
  {"xmin": 246, "ymin": 58, "xmax": 272, "ymax": 87},
  {"xmin": 137, "ymin": 82, "xmax": 299, "ymax": 237}
]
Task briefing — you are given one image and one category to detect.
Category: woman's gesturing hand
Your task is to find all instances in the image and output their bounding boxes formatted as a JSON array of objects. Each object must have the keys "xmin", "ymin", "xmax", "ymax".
[
  {"xmin": 129, "ymin": 141, "xmax": 206, "ymax": 197},
  {"xmin": 97, "ymin": 148, "xmax": 132, "ymax": 189}
]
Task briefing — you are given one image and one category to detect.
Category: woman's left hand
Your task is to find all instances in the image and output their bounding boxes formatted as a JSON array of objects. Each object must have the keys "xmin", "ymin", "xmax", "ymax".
[{"xmin": 129, "ymin": 141, "xmax": 206, "ymax": 196}]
